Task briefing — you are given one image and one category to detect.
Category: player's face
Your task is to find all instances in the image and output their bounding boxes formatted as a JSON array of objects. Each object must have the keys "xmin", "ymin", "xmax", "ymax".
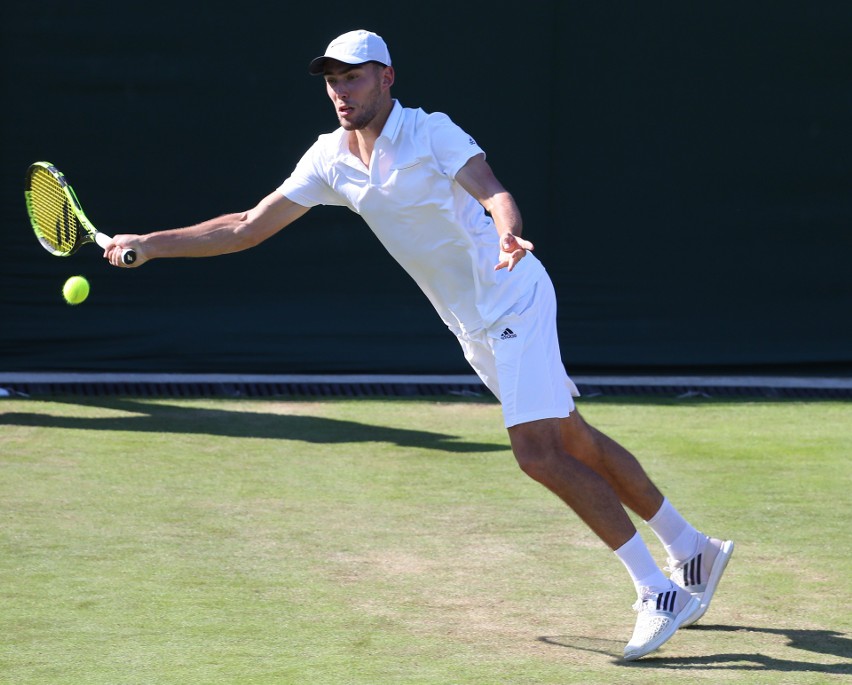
[{"xmin": 323, "ymin": 62, "xmax": 391, "ymax": 131}]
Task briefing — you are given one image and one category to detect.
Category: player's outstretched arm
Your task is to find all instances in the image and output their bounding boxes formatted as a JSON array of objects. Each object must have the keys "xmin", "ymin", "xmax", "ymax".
[{"xmin": 103, "ymin": 191, "xmax": 310, "ymax": 267}]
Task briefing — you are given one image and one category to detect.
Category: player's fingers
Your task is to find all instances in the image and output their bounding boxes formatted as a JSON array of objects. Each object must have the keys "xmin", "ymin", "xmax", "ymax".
[
  {"xmin": 501, "ymin": 233, "xmax": 516, "ymax": 250},
  {"xmin": 104, "ymin": 243, "xmax": 122, "ymax": 267},
  {"xmin": 506, "ymin": 235, "xmax": 533, "ymax": 252},
  {"xmin": 104, "ymin": 236, "xmax": 142, "ymax": 268},
  {"xmin": 513, "ymin": 244, "xmax": 534, "ymax": 270},
  {"xmin": 495, "ymin": 249, "xmax": 526, "ymax": 272},
  {"xmin": 507, "ymin": 250, "xmax": 523, "ymax": 271},
  {"xmin": 501, "ymin": 233, "xmax": 534, "ymax": 253}
]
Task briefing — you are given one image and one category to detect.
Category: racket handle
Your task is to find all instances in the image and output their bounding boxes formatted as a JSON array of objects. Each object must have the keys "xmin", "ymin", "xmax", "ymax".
[{"xmin": 95, "ymin": 231, "xmax": 137, "ymax": 265}]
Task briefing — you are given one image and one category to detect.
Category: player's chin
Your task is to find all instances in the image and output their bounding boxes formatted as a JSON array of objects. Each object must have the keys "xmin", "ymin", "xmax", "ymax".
[{"xmin": 338, "ymin": 115, "xmax": 368, "ymax": 131}]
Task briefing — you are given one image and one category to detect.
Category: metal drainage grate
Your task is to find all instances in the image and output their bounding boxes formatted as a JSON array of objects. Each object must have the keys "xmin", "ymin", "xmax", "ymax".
[
  {"xmin": 0, "ymin": 380, "xmax": 490, "ymax": 399},
  {"xmin": 2, "ymin": 376, "xmax": 852, "ymax": 399}
]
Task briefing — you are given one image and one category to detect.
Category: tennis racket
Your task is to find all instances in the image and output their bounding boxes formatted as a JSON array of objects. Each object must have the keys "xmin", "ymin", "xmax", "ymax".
[{"xmin": 25, "ymin": 161, "xmax": 136, "ymax": 265}]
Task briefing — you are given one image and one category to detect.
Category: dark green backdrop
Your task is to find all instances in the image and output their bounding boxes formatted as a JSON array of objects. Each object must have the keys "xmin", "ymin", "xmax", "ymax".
[{"xmin": 2, "ymin": 1, "xmax": 851, "ymax": 375}]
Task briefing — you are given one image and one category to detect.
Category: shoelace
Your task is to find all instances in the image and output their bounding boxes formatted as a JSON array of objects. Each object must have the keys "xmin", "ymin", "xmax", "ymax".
[{"xmin": 632, "ymin": 586, "xmax": 660, "ymax": 613}]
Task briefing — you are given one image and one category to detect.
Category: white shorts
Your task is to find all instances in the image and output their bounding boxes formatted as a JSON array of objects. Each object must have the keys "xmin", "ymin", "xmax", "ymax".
[{"xmin": 457, "ymin": 275, "xmax": 580, "ymax": 427}]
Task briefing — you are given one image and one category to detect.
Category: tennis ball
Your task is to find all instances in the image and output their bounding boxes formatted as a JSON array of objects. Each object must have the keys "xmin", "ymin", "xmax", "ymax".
[{"xmin": 62, "ymin": 275, "xmax": 90, "ymax": 305}]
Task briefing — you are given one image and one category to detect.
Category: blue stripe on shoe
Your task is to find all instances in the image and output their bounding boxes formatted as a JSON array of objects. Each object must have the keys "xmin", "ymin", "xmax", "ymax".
[{"xmin": 655, "ymin": 590, "xmax": 675, "ymax": 613}]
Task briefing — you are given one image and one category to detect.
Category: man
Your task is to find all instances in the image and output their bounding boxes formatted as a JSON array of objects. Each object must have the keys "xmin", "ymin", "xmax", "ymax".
[{"xmin": 104, "ymin": 29, "xmax": 733, "ymax": 660}]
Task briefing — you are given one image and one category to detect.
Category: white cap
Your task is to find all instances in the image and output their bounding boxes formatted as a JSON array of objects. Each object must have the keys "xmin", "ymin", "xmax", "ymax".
[{"xmin": 308, "ymin": 29, "xmax": 392, "ymax": 75}]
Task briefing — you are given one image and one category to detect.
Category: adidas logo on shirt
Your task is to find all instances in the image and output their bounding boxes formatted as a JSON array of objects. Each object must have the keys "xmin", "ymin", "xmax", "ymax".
[{"xmin": 500, "ymin": 328, "xmax": 517, "ymax": 340}]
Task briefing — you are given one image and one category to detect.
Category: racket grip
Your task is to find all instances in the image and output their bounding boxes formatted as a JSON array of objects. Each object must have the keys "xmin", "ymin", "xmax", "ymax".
[{"xmin": 95, "ymin": 231, "xmax": 137, "ymax": 265}]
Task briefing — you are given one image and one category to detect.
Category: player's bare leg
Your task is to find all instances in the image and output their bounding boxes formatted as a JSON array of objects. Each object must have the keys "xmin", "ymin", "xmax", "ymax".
[
  {"xmin": 507, "ymin": 417, "xmax": 636, "ymax": 549},
  {"xmin": 507, "ymin": 416, "xmax": 701, "ymax": 659},
  {"xmin": 558, "ymin": 410, "xmax": 735, "ymax": 631},
  {"xmin": 558, "ymin": 410, "xmax": 664, "ymax": 520}
]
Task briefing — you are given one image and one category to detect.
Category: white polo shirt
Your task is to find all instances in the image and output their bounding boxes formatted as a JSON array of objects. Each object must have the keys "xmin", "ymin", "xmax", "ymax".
[{"xmin": 279, "ymin": 100, "xmax": 545, "ymax": 336}]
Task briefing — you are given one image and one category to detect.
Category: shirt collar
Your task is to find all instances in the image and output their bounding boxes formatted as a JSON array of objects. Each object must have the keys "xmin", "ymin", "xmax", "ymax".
[{"xmin": 378, "ymin": 100, "xmax": 404, "ymax": 143}]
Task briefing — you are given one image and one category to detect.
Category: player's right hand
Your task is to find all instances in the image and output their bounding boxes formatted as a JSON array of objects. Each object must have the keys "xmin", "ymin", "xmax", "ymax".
[{"xmin": 104, "ymin": 235, "xmax": 146, "ymax": 267}]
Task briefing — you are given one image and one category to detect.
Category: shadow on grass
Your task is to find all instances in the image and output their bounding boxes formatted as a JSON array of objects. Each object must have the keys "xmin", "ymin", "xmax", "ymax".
[
  {"xmin": 0, "ymin": 397, "xmax": 507, "ymax": 454},
  {"xmin": 539, "ymin": 625, "xmax": 852, "ymax": 674}
]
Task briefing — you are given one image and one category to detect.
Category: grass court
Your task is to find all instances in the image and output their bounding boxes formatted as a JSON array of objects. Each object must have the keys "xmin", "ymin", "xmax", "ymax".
[{"xmin": 1, "ymin": 395, "xmax": 850, "ymax": 684}]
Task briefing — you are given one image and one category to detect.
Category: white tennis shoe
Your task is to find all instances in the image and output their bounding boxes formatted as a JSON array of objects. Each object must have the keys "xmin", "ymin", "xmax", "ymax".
[
  {"xmin": 623, "ymin": 583, "xmax": 701, "ymax": 660},
  {"xmin": 668, "ymin": 536, "xmax": 734, "ymax": 627}
]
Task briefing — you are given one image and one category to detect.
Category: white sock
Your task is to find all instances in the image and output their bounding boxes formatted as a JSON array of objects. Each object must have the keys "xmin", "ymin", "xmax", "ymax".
[
  {"xmin": 645, "ymin": 498, "xmax": 702, "ymax": 562},
  {"xmin": 614, "ymin": 531, "xmax": 670, "ymax": 594}
]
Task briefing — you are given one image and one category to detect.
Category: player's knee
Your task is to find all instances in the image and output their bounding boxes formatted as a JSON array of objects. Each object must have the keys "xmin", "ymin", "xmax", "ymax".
[
  {"xmin": 511, "ymin": 442, "xmax": 564, "ymax": 485},
  {"xmin": 508, "ymin": 419, "xmax": 566, "ymax": 484},
  {"xmin": 513, "ymin": 446, "xmax": 543, "ymax": 481}
]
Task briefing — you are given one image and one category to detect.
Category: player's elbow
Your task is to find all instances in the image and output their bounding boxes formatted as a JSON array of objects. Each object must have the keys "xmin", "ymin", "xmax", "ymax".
[
  {"xmin": 233, "ymin": 228, "xmax": 266, "ymax": 251},
  {"xmin": 231, "ymin": 213, "xmax": 272, "ymax": 251},
  {"xmin": 230, "ymin": 196, "xmax": 306, "ymax": 252}
]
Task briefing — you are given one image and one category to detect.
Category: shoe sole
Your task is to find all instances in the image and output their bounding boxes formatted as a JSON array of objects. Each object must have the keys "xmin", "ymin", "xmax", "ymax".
[
  {"xmin": 623, "ymin": 595, "xmax": 701, "ymax": 661},
  {"xmin": 682, "ymin": 539, "xmax": 734, "ymax": 628}
]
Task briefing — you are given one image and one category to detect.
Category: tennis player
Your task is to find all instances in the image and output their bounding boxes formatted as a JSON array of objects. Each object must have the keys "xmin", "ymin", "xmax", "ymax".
[{"xmin": 104, "ymin": 29, "xmax": 733, "ymax": 660}]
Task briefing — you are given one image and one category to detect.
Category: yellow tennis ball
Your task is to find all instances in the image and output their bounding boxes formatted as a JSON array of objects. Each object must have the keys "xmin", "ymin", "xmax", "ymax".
[{"xmin": 62, "ymin": 275, "xmax": 90, "ymax": 305}]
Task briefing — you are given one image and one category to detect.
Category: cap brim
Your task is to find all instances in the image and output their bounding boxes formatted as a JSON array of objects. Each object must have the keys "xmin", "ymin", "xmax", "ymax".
[
  {"xmin": 308, "ymin": 55, "xmax": 387, "ymax": 75},
  {"xmin": 308, "ymin": 55, "xmax": 366, "ymax": 75},
  {"xmin": 308, "ymin": 56, "xmax": 330, "ymax": 75}
]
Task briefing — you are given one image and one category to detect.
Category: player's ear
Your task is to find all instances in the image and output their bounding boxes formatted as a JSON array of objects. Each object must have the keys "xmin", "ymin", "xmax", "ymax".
[{"xmin": 381, "ymin": 65, "xmax": 395, "ymax": 89}]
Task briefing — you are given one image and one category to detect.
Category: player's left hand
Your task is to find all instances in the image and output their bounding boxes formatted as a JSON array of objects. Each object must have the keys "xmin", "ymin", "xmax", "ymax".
[{"xmin": 494, "ymin": 233, "xmax": 534, "ymax": 271}]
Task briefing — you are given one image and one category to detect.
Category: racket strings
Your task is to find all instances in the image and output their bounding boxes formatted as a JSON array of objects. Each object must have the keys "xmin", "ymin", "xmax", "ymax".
[{"xmin": 28, "ymin": 168, "xmax": 80, "ymax": 253}]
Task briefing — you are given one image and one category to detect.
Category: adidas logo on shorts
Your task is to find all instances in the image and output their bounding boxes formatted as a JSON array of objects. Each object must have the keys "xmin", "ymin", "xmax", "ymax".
[{"xmin": 500, "ymin": 328, "xmax": 517, "ymax": 340}]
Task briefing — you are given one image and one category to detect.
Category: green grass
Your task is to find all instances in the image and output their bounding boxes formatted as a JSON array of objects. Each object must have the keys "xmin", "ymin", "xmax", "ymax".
[{"xmin": 1, "ymin": 395, "xmax": 850, "ymax": 684}]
